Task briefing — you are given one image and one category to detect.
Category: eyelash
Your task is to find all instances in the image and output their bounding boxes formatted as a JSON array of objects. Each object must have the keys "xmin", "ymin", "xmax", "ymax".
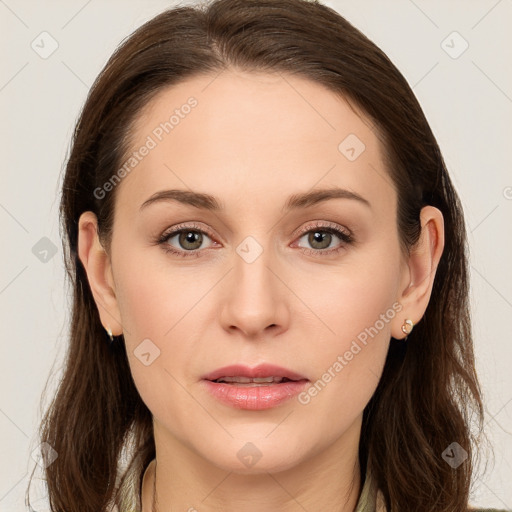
[{"xmin": 155, "ymin": 221, "xmax": 354, "ymax": 258}]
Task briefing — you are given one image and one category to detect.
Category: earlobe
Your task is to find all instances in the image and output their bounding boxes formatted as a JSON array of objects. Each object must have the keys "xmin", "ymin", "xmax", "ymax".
[
  {"xmin": 393, "ymin": 206, "xmax": 445, "ymax": 339},
  {"xmin": 77, "ymin": 211, "xmax": 123, "ymax": 336}
]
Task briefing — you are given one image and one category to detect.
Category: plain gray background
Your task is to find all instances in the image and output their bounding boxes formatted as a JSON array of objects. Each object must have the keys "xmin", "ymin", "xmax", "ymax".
[{"xmin": 1, "ymin": 0, "xmax": 511, "ymax": 510}]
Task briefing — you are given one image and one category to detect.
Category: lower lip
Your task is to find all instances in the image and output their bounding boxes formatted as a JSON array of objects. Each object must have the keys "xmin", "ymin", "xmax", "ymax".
[{"xmin": 201, "ymin": 379, "xmax": 310, "ymax": 410}]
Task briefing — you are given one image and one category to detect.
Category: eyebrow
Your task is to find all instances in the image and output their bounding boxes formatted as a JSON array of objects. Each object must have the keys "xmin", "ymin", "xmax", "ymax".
[{"xmin": 139, "ymin": 187, "xmax": 371, "ymax": 213}]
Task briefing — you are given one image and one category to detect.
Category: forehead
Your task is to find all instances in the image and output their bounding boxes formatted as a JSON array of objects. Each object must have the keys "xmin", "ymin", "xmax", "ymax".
[{"xmin": 114, "ymin": 69, "xmax": 394, "ymax": 220}]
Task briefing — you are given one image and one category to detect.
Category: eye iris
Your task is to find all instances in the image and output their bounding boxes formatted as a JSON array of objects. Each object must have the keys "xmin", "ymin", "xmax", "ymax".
[
  {"xmin": 179, "ymin": 231, "xmax": 202, "ymax": 250},
  {"xmin": 309, "ymin": 230, "xmax": 331, "ymax": 250}
]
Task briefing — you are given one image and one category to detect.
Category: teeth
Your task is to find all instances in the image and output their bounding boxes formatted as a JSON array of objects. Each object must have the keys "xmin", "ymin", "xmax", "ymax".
[{"xmin": 215, "ymin": 376, "xmax": 286, "ymax": 383}]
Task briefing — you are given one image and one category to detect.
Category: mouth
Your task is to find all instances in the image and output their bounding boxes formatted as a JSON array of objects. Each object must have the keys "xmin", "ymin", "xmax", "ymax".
[
  {"xmin": 201, "ymin": 363, "xmax": 309, "ymax": 384},
  {"xmin": 208, "ymin": 376, "xmax": 306, "ymax": 386},
  {"xmin": 201, "ymin": 370, "xmax": 310, "ymax": 410}
]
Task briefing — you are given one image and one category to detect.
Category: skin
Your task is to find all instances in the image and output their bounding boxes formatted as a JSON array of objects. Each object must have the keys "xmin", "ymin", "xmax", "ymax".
[{"xmin": 78, "ymin": 69, "xmax": 444, "ymax": 511}]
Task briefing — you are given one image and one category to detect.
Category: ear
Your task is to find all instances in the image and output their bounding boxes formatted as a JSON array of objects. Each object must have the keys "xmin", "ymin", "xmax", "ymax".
[
  {"xmin": 77, "ymin": 211, "xmax": 123, "ymax": 336},
  {"xmin": 392, "ymin": 205, "xmax": 445, "ymax": 339}
]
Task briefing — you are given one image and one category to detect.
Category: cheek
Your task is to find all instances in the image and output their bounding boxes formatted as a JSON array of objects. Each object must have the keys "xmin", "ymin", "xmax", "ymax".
[
  {"xmin": 113, "ymin": 250, "xmax": 205, "ymax": 339},
  {"xmin": 296, "ymin": 250, "xmax": 399, "ymax": 343},
  {"xmin": 112, "ymin": 254, "xmax": 212, "ymax": 417},
  {"xmin": 117, "ymin": 276, "xmax": 198, "ymax": 426},
  {"xmin": 292, "ymin": 250, "xmax": 399, "ymax": 409}
]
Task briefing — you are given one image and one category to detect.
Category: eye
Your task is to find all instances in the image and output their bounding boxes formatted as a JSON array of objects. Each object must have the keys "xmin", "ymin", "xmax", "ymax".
[
  {"xmin": 156, "ymin": 222, "xmax": 217, "ymax": 257},
  {"xmin": 154, "ymin": 221, "xmax": 354, "ymax": 258},
  {"xmin": 294, "ymin": 221, "xmax": 354, "ymax": 256}
]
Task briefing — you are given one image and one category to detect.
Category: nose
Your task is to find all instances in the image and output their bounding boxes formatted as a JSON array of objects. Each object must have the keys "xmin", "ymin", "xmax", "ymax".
[{"xmin": 219, "ymin": 242, "xmax": 290, "ymax": 339}]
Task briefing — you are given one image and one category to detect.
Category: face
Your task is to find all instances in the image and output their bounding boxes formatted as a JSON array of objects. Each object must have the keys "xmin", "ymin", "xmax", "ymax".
[{"xmin": 94, "ymin": 69, "xmax": 413, "ymax": 474}]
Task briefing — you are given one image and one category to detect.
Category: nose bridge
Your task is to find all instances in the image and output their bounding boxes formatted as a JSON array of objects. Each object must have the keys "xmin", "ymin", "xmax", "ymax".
[
  {"xmin": 236, "ymin": 238, "xmax": 271, "ymax": 293},
  {"xmin": 220, "ymin": 233, "xmax": 287, "ymax": 336}
]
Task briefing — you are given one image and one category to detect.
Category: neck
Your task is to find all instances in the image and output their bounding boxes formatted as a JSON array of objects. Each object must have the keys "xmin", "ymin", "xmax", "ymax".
[{"xmin": 141, "ymin": 416, "xmax": 363, "ymax": 512}]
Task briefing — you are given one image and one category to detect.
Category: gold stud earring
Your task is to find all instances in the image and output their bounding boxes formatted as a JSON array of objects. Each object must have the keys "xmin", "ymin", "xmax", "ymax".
[
  {"xmin": 401, "ymin": 319, "xmax": 414, "ymax": 337},
  {"xmin": 105, "ymin": 326, "xmax": 114, "ymax": 342}
]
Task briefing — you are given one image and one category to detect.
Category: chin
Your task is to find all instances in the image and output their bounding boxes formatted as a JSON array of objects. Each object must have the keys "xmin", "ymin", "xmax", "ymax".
[{"xmin": 200, "ymin": 438, "xmax": 308, "ymax": 475}]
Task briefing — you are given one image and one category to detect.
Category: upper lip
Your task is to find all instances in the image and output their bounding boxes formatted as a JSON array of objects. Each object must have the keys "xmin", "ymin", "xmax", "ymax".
[{"xmin": 202, "ymin": 364, "xmax": 309, "ymax": 382}]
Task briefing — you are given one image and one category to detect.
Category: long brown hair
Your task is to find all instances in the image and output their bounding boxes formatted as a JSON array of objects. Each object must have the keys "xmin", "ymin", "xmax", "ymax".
[{"xmin": 28, "ymin": 0, "xmax": 487, "ymax": 510}]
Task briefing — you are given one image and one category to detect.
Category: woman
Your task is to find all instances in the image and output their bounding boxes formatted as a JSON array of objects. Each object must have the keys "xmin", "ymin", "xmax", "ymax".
[{"xmin": 27, "ymin": 0, "xmax": 507, "ymax": 510}]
